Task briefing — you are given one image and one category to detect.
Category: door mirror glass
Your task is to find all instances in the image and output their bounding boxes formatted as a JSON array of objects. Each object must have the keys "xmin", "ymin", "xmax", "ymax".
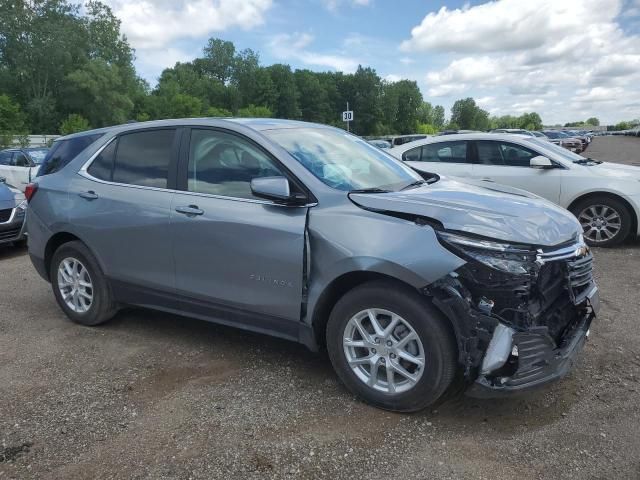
[
  {"xmin": 250, "ymin": 176, "xmax": 292, "ymax": 203},
  {"xmin": 530, "ymin": 155, "xmax": 554, "ymax": 169}
]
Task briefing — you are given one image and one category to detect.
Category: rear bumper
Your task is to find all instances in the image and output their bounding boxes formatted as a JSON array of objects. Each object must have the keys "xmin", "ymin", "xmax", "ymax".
[{"xmin": 466, "ymin": 290, "xmax": 598, "ymax": 398}]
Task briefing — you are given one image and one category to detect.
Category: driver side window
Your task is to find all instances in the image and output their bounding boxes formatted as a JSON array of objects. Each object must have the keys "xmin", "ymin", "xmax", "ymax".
[{"xmin": 188, "ymin": 129, "xmax": 284, "ymax": 199}]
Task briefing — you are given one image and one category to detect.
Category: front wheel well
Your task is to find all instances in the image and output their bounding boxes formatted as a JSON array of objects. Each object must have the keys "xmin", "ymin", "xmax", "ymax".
[
  {"xmin": 44, "ymin": 232, "xmax": 82, "ymax": 279},
  {"xmin": 568, "ymin": 192, "xmax": 637, "ymax": 237}
]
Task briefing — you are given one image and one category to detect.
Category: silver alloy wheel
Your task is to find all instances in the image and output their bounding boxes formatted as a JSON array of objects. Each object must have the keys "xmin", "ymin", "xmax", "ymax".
[
  {"xmin": 57, "ymin": 257, "xmax": 94, "ymax": 313},
  {"xmin": 578, "ymin": 204, "xmax": 622, "ymax": 244},
  {"xmin": 343, "ymin": 308, "xmax": 425, "ymax": 394}
]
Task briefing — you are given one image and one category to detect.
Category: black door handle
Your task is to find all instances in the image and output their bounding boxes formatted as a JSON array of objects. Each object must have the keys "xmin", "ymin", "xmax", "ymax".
[
  {"xmin": 79, "ymin": 191, "xmax": 98, "ymax": 200},
  {"xmin": 175, "ymin": 205, "xmax": 204, "ymax": 216}
]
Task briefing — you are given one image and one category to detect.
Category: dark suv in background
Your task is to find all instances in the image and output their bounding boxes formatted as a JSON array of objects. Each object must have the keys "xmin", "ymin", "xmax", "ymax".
[{"xmin": 26, "ymin": 119, "xmax": 599, "ymax": 411}]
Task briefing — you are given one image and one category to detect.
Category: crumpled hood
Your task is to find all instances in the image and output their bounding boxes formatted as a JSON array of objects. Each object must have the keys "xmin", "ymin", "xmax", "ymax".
[{"xmin": 349, "ymin": 177, "xmax": 581, "ymax": 247}]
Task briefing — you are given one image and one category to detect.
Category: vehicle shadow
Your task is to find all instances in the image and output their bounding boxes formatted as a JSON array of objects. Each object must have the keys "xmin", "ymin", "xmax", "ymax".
[
  {"xmin": 0, "ymin": 244, "xmax": 28, "ymax": 261},
  {"xmin": 99, "ymin": 305, "xmax": 581, "ymax": 431}
]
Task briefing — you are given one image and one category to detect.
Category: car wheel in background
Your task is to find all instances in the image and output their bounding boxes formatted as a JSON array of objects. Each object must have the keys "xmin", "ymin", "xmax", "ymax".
[
  {"xmin": 572, "ymin": 197, "xmax": 632, "ymax": 247},
  {"xmin": 326, "ymin": 280, "xmax": 457, "ymax": 412},
  {"xmin": 50, "ymin": 241, "xmax": 118, "ymax": 326}
]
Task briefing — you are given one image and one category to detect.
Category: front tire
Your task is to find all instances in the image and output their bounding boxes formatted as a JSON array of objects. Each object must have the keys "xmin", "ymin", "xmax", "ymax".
[
  {"xmin": 50, "ymin": 241, "xmax": 117, "ymax": 326},
  {"xmin": 572, "ymin": 196, "xmax": 631, "ymax": 247},
  {"xmin": 326, "ymin": 281, "xmax": 457, "ymax": 412}
]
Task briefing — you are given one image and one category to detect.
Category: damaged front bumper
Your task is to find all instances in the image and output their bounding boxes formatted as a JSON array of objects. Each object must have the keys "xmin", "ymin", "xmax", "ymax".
[
  {"xmin": 467, "ymin": 287, "xmax": 598, "ymax": 397},
  {"xmin": 428, "ymin": 237, "xmax": 600, "ymax": 398}
]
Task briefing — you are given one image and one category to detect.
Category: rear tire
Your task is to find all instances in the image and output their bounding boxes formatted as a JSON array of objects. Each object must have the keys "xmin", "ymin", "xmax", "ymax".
[
  {"xmin": 50, "ymin": 241, "xmax": 117, "ymax": 326},
  {"xmin": 571, "ymin": 196, "xmax": 631, "ymax": 247},
  {"xmin": 326, "ymin": 280, "xmax": 457, "ymax": 412}
]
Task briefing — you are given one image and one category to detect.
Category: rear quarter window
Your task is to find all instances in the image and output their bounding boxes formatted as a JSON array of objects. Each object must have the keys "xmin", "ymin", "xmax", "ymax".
[{"xmin": 37, "ymin": 133, "xmax": 104, "ymax": 177}]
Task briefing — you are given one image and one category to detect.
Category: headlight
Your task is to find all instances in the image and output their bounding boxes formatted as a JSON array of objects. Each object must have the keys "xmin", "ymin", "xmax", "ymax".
[{"xmin": 437, "ymin": 231, "xmax": 537, "ymax": 275}]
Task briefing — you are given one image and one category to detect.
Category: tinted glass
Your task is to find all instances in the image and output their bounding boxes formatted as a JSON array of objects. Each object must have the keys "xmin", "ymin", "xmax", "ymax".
[
  {"xmin": 12, "ymin": 152, "xmax": 29, "ymax": 167},
  {"xmin": 0, "ymin": 151, "xmax": 13, "ymax": 166},
  {"xmin": 499, "ymin": 142, "xmax": 537, "ymax": 167},
  {"xmin": 265, "ymin": 128, "xmax": 421, "ymax": 191},
  {"xmin": 113, "ymin": 129, "xmax": 175, "ymax": 188},
  {"xmin": 26, "ymin": 148, "xmax": 47, "ymax": 164},
  {"xmin": 476, "ymin": 141, "xmax": 504, "ymax": 165},
  {"xmin": 402, "ymin": 147, "xmax": 422, "ymax": 162},
  {"xmin": 188, "ymin": 129, "xmax": 283, "ymax": 199},
  {"xmin": 38, "ymin": 133, "xmax": 104, "ymax": 176},
  {"xmin": 87, "ymin": 140, "xmax": 117, "ymax": 181},
  {"xmin": 421, "ymin": 141, "xmax": 468, "ymax": 163}
]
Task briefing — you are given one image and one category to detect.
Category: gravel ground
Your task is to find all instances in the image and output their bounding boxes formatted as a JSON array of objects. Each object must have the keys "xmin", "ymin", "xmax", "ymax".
[{"xmin": 1, "ymin": 136, "xmax": 639, "ymax": 480}]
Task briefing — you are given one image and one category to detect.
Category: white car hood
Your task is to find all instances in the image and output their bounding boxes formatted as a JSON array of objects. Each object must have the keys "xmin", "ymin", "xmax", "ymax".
[{"xmin": 589, "ymin": 161, "xmax": 640, "ymax": 178}]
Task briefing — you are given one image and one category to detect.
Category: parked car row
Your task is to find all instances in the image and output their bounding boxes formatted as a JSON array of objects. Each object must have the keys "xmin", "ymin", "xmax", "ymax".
[
  {"xmin": 22, "ymin": 118, "xmax": 600, "ymax": 412},
  {"xmin": 611, "ymin": 127, "xmax": 640, "ymax": 136},
  {"xmin": 0, "ymin": 147, "xmax": 48, "ymax": 192}
]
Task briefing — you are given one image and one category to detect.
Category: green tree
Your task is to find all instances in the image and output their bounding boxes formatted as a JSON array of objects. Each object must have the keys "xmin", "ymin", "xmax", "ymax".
[
  {"xmin": 432, "ymin": 105, "xmax": 445, "ymax": 129},
  {"xmin": 450, "ymin": 97, "xmax": 489, "ymax": 130},
  {"xmin": 392, "ymin": 80, "xmax": 422, "ymax": 134},
  {"xmin": 237, "ymin": 104, "xmax": 272, "ymax": 117},
  {"xmin": 295, "ymin": 69, "xmax": 330, "ymax": 123},
  {"xmin": 62, "ymin": 58, "xmax": 134, "ymax": 126},
  {"xmin": 0, "ymin": 94, "xmax": 27, "ymax": 147},
  {"xmin": 267, "ymin": 64, "xmax": 300, "ymax": 119},
  {"xmin": 586, "ymin": 117, "xmax": 600, "ymax": 126},
  {"xmin": 347, "ymin": 66, "xmax": 383, "ymax": 135},
  {"xmin": 59, "ymin": 113, "xmax": 90, "ymax": 134},
  {"xmin": 201, "ymin": 38, "xmax": 236, "ymax": 83}
]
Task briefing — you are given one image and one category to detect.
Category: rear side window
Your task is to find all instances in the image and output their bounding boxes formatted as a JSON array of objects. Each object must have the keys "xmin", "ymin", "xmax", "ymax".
[
  {"xmin": 0, "ymin": 151, "xmax": 12, "ymax": 166},
  {"xmin": 402, "ymin": 147, "xmax": 422, "ymax": 162},
  {"xmin": 37, "ymin": 134, "xmax": 103, "ymax": 176},
  {"xmin": 112, "ymin": 129, "xmax": 175, "ymax": 188},
  {"xmin": 422, "ymin": 141, "xmax": 468, "ymax": 163},
  {"xmin": 87, "ymin": 140, "xmax": 117, "ymax": 181}
]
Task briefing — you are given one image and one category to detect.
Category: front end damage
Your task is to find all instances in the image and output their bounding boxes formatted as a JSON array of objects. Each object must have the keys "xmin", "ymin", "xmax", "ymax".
[{"xmin": 426, "ymin": 232, "xmax": 599, "ymax": 396}]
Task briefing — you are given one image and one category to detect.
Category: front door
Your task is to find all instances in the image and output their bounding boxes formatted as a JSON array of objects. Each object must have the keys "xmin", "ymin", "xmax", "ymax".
[
  {"xmin": 171, "ymin": 128, "xmax": 308, "ymax": 330},
  {"xmin": 471, "ymin": 140, "xmax": 563, "ymax": 203}
]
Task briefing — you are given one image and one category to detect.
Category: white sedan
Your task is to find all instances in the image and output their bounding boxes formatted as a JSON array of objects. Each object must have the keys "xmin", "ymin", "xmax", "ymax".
[
  {"xmin": 390, "ymin": 133, "xmax": 640, "ymax": 247},
  {"xmin": 0, "ymin": 148, "xmax": 47, "ymax": 191}
]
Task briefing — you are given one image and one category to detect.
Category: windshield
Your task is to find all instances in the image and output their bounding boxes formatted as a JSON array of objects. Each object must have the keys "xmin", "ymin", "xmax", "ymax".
[
  {"xmin": 523, "ymin": 138, "xmax": 590, "ymax": 162},
  {"xmin": 265, "ymin": 127, "xmax": 422, "ymax": 191},
  {"xmin": 26, "ymin": 148, "xmax": 48, "ymax": 164}
]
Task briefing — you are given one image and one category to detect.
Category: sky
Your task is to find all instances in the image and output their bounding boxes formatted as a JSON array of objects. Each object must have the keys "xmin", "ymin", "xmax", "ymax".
[{"xmin": 101, "ymin": 0, "xmax": 640, "ymax": 125}]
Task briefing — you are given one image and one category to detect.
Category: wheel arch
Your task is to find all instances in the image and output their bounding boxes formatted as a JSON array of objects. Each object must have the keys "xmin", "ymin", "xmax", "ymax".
[
  {"xmin": 567, "ymin": 191, "xmax": 637, "ymax": 239},
  {"xmin": 309, "ymin": 271, "xmax": 458, "ymax": 355},
  {"xmin": 44, "ymin": 232, "xmax": 102, "ymax": 280}
]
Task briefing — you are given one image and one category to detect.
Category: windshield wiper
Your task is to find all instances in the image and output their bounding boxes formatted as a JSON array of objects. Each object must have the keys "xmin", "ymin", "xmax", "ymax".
[
  {"xmin": 401, "ymin": 180, "xmax": 427, "ymax": 190},
  {"xmin": 349, "ymin": 187, "xmax": 391, "ymax": 194},
  {"xmin": 573, "ymin": 157, "xmax": 602, "ymax": 165}
]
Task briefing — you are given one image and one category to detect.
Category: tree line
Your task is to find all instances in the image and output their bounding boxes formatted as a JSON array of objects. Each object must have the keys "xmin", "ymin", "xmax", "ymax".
[{"xmin": 2, "ymin": 0, "xmax": 555, "ymax": 142}]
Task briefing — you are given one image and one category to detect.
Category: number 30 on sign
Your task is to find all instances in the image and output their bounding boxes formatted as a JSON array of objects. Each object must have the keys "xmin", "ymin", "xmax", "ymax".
[{"xmin": 342, "ymin": 111, "xmax": 354, "ymax": 122}]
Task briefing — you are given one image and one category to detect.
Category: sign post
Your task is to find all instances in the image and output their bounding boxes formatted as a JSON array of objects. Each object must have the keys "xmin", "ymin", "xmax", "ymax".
[{"xmin": 342, "ymin": 102, "xmax": 353, "ymax": 132}]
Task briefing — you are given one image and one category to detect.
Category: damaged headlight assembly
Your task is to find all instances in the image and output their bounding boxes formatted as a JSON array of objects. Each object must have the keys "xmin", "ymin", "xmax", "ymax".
[{"xmin": 436, "ymin": 231, "xmax": 537, "ymax": 275}]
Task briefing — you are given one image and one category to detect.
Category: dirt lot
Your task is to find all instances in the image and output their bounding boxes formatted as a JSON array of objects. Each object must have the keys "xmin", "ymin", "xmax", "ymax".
[{"xmin": 1, "ymin": 136, "xmax": 640, "ymax": 480}]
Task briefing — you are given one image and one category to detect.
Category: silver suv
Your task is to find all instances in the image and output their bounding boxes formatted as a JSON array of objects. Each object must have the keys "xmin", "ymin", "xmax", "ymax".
[{"xmin": 26, "ymin": 119, "xmax": 599, "ymax": 411}]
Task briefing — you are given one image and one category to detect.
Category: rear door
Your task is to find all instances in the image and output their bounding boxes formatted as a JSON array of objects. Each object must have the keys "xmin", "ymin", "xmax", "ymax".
[
  {"xmin": 170, "ymin": 127, "xmax": 308, "ymax": 331},
  {"xmin": 68, "ymin": 128, "xmax": 180, "ymax": 298},
  {"xmin": 0, "ymin": 151, "xmax": 12, "ymax": 184},
  {"xmin": 471, "ymin": 140, "xmax": 563, "ymax": 203},
  {"xmin": 402, "ymin": 140, "xmax": 473, "ymax": 178},
  {"xmin": 8, "ymin": 151, "xmax": 32, "ymax": 189}
]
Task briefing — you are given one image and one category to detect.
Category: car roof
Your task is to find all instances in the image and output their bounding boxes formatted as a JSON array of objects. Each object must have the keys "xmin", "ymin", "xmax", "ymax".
[
  {"xmin": 57, "ymin": 118, "xmax": 332, "ymax": 141},
  {"xmin": 390, "ymin": 133, "xmax": 539, "ymax": 154}
]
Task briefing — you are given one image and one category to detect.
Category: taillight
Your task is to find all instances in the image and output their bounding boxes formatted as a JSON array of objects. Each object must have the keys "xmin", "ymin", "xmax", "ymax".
[{"xmin": 25, "ymin": 183, "xmax": 38, "ymax": 202}]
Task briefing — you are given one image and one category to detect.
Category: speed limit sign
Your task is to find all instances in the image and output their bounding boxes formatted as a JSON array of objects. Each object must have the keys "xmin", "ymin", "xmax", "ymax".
[{"xmin": 342, "ymin": 110, "xmax": 354, "ymax": 122}]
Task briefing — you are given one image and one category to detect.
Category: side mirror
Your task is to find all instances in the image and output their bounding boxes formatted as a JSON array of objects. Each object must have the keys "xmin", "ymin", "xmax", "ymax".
[
  {"xmin": 530, "ymin": 155, "xmax": 554, "ymax": 169},
  {"xmin": 251, "ymin": 176, "xmax": 295, "ymax": 203},
  {"xmin": 0, "ymin": 177, "xmax": 5, "ymax": 183}
]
